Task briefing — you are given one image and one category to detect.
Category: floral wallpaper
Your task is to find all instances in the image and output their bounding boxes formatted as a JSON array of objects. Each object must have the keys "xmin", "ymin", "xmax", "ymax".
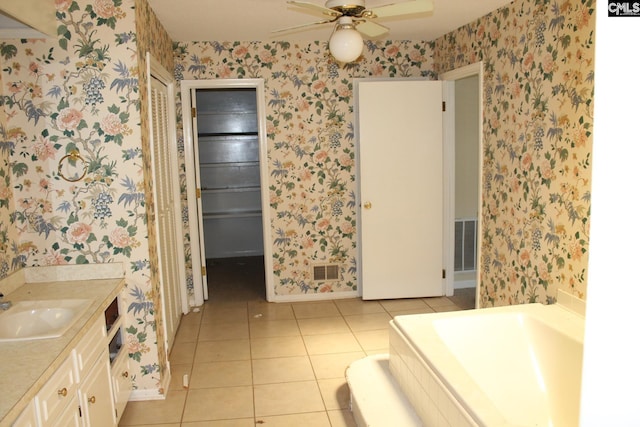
[
  {"xmin": 433, "ymin": 0, "xmax": 594, "ymax": 306},
  {"xmin": 174, "ymin": 40, "xmax": 436, "ymax": 297},
  {"xmin": 0, "ymin": 0, "xmax": 173, "ymax": 393}
]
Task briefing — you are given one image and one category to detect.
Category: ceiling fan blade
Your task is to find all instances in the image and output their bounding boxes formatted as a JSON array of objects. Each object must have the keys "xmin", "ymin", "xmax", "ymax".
[
  {"xmin": 287, "ymin": 1, "xmax": 342, "ymax": 17},
  {"xmin": 355, "ymin": 20, "xmax": 389, "ymax": 37},
  {"xmin": 367, "ymin": 0, "xmax": 434, "ymax": 18},
  {"xmin": 271, "ymin": 18, "xmax": 336, "ymax": 33}
]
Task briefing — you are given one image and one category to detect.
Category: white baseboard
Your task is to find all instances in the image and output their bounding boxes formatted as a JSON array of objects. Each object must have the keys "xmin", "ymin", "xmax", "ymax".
[
  {"xmin": 268, "ymin": 290, "xmax": 360, "ymax": 303},
  {"xmin": 454, "ymin": 280, "xmax": 476, "ymax": 290},
  {"xmin": 128, "ymin": 386, "xmax": 167, "ymax": 401}
]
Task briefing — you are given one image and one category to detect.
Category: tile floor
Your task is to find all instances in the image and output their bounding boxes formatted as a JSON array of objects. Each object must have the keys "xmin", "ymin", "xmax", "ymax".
[{"xmin": 119, "ymin": 257, "xmax": 475, "ymax": 426}]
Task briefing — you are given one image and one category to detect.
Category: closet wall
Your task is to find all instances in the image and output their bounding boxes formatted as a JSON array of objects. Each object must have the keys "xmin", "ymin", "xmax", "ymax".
[{"xmin": 196, "ymin": 88, "xmax": 264, "ymax": 259}]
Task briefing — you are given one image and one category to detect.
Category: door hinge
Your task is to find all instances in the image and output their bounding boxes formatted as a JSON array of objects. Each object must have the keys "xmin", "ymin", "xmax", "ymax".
[
  {"xmin": 442, "ymin": 101, "xmax": 446, "ymax": 112},
  {"xmin": 442, "ymin": 269, "xmax": 446, "ymax": 279},
  {"xmin": 201, "ymin": 266, "xmax": 206, "ymax": 276},
  {"xmin": 191, "ymin": 107, "xmax": 196, "ymax": 118},
  {"xmin": 196, "ymin": 188, "xmax": 201, "ymax": 198}
]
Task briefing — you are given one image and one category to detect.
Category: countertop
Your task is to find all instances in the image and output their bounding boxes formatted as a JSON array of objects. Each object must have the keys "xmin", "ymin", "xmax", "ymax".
[{"xmin": 0, "ymin": 265, "xmax": 125, "ymax": 427}]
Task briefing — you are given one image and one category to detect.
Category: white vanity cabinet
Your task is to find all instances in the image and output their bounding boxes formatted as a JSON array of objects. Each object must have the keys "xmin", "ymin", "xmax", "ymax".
[{"xmin": 11, "ymin": 295, "xmax": 130, "ymax": 427}]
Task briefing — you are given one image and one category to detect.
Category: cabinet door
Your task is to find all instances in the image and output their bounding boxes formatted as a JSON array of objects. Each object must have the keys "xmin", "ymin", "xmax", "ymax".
[
  {"xmin": 78, "ymin": 352, "xmax": 116, "ymax": 427},
  {"xmin": 12, "ymin": 400, "xmax": 39, "ymax": 427},
  {"xmin": 36, "ymin": 354, "xmax": 78, "ymax": 426},
  {"xmin": 110, "ymin": 351, "xmax": 131, "ymax": 424},
  {"xmin": 51, "ymin": 401, "xmax": 82, "ymax": 427}
]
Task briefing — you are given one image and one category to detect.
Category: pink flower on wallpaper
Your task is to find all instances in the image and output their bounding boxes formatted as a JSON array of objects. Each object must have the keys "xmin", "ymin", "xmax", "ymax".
[
  {"xmin": 233, "ymin": 45, "xmax": 249, "ymax": 58},
  {"xmin": 317, "ymin": 218, "xmax": 330, "ymax": 230},
  {"xmin": 67, "ymin": 222, "xmax": 92, "ymax": 244},
  {"xmin": 55, "ymin": 0, "xmax": 73, "ymax": 11},
  {"xmin": 34, "ymin": 136, "xmax": 56, "ymax": 160},
  {"xmin": 39, "ymin": 178, "xmax": 50, "ymax": 192},
  {"xmin": 0, "ymin": 180, "xmax": 10, "ymax": 199},
  {"xmin": 314, "ymin": 151, "xmax": 328, "ymax": 162},
  {"xmin": 28, "ymin": 62, "xmax": 41, "ymax": 76},
  {"xmin": 101, "ymin": 112, "xmax": 124, "ymax": 135},
  {"xmin": 94, "ymin": 0, "xmax": 116, "ymax": 19},
  {"xmin": 110, "ymin": 226, "xmax": 131, "ymax": 248},
  {"xmin": 43, "ymin": 249, "xmax": 68, "ymax": 265},
  {"xmin": 339, "ymin": 153, "xmax": 353, "ymax": 167},
  {"xmin": 542, "ymin": 53, "xmax": 555, "ymax": 74},
  {"xmin": 302, "ymin": 236, "xmax": 314, "ymax": 249},
  {"xmin": 56, "ymin": 108, "xmax": 83, "ymax": 131}
]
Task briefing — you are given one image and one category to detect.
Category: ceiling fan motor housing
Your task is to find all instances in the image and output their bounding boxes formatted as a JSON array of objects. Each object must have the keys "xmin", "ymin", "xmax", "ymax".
[{"xmin": 326, "ymin": 0, "xmax": 367, "ymax": 16}]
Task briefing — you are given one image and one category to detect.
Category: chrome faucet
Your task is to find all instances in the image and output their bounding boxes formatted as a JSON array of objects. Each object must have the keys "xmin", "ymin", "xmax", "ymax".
[{"xmin": 0, "ymin": 293, "xmax": 11, "ymax": 310}]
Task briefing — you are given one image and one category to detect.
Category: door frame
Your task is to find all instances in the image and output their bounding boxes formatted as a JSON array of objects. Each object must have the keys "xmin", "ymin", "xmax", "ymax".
[
  {"xmin": 441, "ymin": 61, "xmax": 484, "ymax": 303},
  {"xmin": 180, "ymin": 79, "xmax": 274, "ymax": 304}
]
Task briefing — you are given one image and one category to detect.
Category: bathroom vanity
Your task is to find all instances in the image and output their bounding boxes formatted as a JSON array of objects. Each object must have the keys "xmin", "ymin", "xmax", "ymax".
[{"xmin": 0, "ymin": 264, "xmax": 129, "ymax": 427}]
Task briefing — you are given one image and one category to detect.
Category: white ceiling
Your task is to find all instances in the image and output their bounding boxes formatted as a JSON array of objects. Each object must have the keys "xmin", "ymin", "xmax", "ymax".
[{"xmin": 148, "ymin": 0, "xmax": 513, "ymax": 43}]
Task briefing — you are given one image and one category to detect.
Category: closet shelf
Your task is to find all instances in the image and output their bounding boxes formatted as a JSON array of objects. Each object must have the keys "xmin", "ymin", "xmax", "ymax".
[
  {"xmin": 198, "ymin": 132, "xmax": 258, "ymax": 137},
  {"xmin": 203, "ymin": 211, "xmax": 262, "ymax": 220},
  {"xmin": 201, "ymin": 186, "xmax": 260, "ymax": 193}
]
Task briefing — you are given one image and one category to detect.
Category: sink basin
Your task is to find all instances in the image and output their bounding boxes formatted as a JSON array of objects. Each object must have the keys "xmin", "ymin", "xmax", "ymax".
[{"xmin": 0, "ymin": 299, "xmax": 92, "ymax": 342}]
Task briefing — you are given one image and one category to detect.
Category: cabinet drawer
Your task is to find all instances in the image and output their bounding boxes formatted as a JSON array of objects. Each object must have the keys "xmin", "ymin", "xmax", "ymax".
[
  {"xmin": 110, "ymin": 351, "xmax": 131, "ymax": 423},
  {"xmin": 74, "ymin": 317, "xmax": 106, "ymax": 380},
  {"xmin": 35, "ymin": 354, "xmax": 77, "ymax": 426}
]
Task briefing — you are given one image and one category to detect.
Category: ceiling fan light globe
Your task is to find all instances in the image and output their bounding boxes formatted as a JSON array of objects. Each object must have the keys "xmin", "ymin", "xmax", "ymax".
[{"xmin": 329, "ymin": 27, "xmax": 363, "ymax": 63}]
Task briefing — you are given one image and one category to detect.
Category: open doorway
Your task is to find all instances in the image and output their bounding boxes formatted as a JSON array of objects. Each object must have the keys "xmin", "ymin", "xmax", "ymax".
[
  {"xmin": 181, "ymin": 79, "xmax": 274, "ymax": 305},
  {"xmin": 442, "ymin": 62, "xmax": 483, "ymax": 309}
]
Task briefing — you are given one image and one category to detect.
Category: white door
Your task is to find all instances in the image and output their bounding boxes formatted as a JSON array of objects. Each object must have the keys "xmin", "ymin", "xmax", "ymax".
[
  {"xmin": 357, "ymin": 79, "xmax": 444, "ymax": 300},
  {"xmin": 189, "ymin": 88, "xmax": 209, "ymax": 300},
  {"xmin": 149, "ymin": 75, "xmax": 185, "ymax": 349}
]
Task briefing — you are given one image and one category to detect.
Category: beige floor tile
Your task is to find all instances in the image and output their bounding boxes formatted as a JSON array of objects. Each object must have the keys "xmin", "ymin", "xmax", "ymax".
[
  {"xmin": 249, "ymin": 319, "xmax": 300, "ymax": 338},
  {"xmin": 250, "ymin": 335, "xmax": 307, "ymax": 359},
  {"xmin": 119, "ymin": 390, "xmax": 187, "ymax": 425},
  {"xmin": 190, "ymin": 360, "xmax": 252, "ymax": 388},
  {"xmin": 334, "ymin": 299, "xmax": 385, "ymax": 315},
  {"xmin": 182, "ymin": 420, "xmax": 254, "ymax": 427},
  {"xmin": 343, "ymin": 312, "xmax": 392, "ymax": 332},
  {"xmin": 202, "ymin": 305, "xmax": 249, "ymax": 324},
  {"xmin": 310, "ymin": 352, "xmax": 365, "ymax": 379},
  {"xmin": 248, "ymin": 301, "xmax": 295, "ymax": 321},
  {"xmin": 353, "ymin": 329, "xmax": 389, "ymax": 352},
  {"xmin": 303, "ymin": 333, "xmax": 362, "ymax": 355},
  {"xmin": 254, "ymin": 381, "xmax": 325, "ymax": 417},
  {"xmin": 292, "ymin": 302, "xmax": 340, "ymax": 319},
  {"xmin": 122, "ymin": 424, "xmax": 180, "ymax": 427},
  {"xmin": 378, "ymin": 298, "xmax": 429, "ymax": 312},
  {"xmin": 168, "ymin": 363, "xmax": 192, "ymax": 391},
  {"xmin": 182, "ymin": 386, "xmax": 254, "ymax": 422},
  {"xmin": 423, "ymin": 296, "xmax": 455, "ymax": 308},
  {"xmin": 174, "ymin": 320, "xmax": 201, "ymax": 343},
  {"xmin": 194, "ymin": 339, "xmax": 251, "ymax": 363},
  {"xmin": 317, "ymin": 378, "xmax": 351, "ymax": 410},
  {"xmin": 255, "ymin": 412, "xmax": 331, "ymax": 427},
  {"xmin": 387, "ymin": 306, "xmax": 436, "ymax": 317},
  {"xmin": 169, "ymin": 341, "xmax": 196, "ymax": 365},
  {"xmin": 198, "ymin": 321, "xmax": 249, "ymax": 341},
  {"xmin": 251, "ymin": 336, "xmax": 307, "ymax": 359},
  {"xmin": 433, "ymin": 304, "xmax": 463, "ymax": 312},
  {"xmin": 252, "ymin": 355, "xmax": 315, "ymax": 384},
  {"xmin": 327, "ymin": 409, "xmax": 358, "ymax": 427},
  {"xmin": 297, "ymin": 316, "xmax": 351, "ymax": 335}
]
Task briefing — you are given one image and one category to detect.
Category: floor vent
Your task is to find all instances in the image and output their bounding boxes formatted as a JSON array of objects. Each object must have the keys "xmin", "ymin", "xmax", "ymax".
[{"xmin": 313, "ymin": 264, "xmax": 340, "ymax": 281}]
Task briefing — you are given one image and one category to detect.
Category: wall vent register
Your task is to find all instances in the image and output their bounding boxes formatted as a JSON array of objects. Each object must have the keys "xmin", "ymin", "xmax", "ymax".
[{"xmin": 313, "ymin": 264, "xmax": 341, "ymax": 281}]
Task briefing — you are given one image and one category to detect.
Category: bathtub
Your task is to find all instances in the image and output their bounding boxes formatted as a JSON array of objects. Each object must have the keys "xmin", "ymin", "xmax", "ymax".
[{"xmin": 387, "ymin": 301, "xmax": 585, "ymax": 426}]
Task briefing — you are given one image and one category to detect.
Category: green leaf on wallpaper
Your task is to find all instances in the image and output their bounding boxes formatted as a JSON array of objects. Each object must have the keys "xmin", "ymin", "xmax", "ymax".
[
  {"xmin": 12, "ymin": 163, "xmax": 27, "ymax": 177},
  {"xmin": 0, "ymin": 43, "xmax": 17, "ymax": 60},
  {"xmin": 76, "ymin": 255, "xmax": 89, "ymax": 264}
]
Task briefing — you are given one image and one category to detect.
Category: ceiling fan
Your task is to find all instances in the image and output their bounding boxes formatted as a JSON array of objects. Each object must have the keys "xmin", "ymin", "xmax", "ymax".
[{"xmin": 274, "ymin": 0, "xmax": 434, "ymax": 63}]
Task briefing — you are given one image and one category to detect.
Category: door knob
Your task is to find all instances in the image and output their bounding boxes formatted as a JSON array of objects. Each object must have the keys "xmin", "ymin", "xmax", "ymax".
[{"xmin": 363, "ymin": 201, "xmax": 372, "ymax": 209}]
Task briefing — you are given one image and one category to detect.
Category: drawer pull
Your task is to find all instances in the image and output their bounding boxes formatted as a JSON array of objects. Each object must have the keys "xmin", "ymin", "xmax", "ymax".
[
  {"xmin": 57, "ymin": 388, "xmax": 68, "ymax": 397},
  {"xmin": 88, "ymin": 396, "xmax": 96, "ymax": 404},
  {"xmin": 122, "ymin": 371, "xmax": 129, "ymax": 378}
]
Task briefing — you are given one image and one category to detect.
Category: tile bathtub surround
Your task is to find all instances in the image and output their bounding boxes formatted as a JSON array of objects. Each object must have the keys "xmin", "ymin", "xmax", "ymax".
[{"xmin": 119, "ymin": 260, "xmax": 474, "ymax": 426}]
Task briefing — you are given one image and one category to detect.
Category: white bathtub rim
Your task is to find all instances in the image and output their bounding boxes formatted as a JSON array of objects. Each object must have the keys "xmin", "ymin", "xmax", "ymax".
[{"xmin": 390, "ymin": 303, "xmax": 585, "ymax": 427}]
